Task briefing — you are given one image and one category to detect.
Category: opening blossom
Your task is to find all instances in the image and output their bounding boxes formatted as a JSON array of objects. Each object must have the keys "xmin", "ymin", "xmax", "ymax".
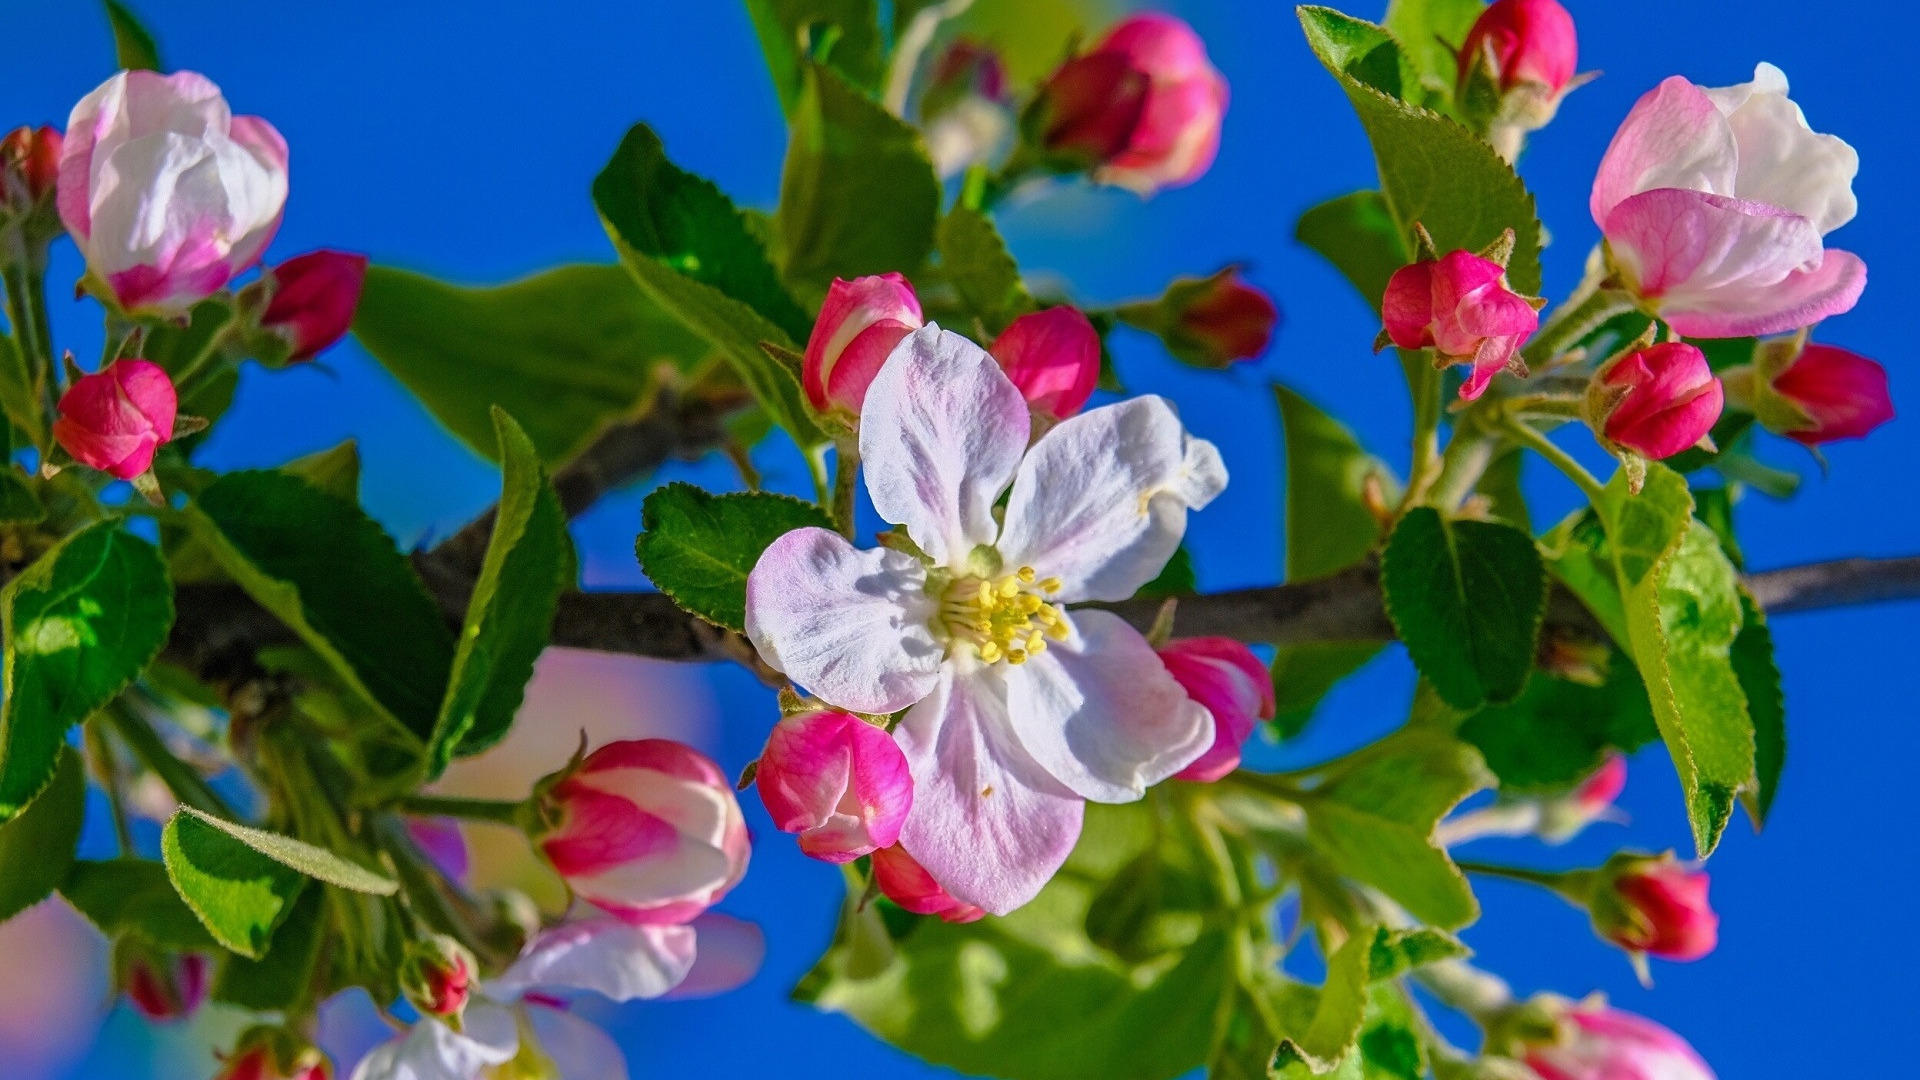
[
  {"xmin": 1522, "ymin": 1003, "xmax": 1716, "ymax": 1080},
  {"xmin": 53, "ymin": 358, "xmax": 179, "ymax": 480},
  {"xmin": 745, "ymin": 326, "xmax": 1226, "ymax": 914},
  {"xmin": 988, "ymin": 306, "xmax": 1102, "ymax": 423},
  {"xmin": 59, "ymin": 70, "xmax": 288, "ymax": 316},
  {"xmin": 802, "ymin": 273, "xmax": 924, "ymax": 418},
  {"xmin": 1382, "ymin": 243, "xmax": 1541, "ymax": 400},
  {"xmin": 755, "ymin": 709, "xmax": 913, "ymax": 864},
  {"xmin": 1161, "ymin": 637, "xmax": 1273, "ymax": 783},
  {"xmin": 1592, "ymin": 63, "xmax": 1863, "ymax": 338},
  {"xmin": 261, "ymin": 250, "xmax": 369, "ymax": 362}
]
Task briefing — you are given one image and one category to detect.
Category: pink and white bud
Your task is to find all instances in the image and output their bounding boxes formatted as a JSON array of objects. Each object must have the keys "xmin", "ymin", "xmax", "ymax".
[
  {"xmin": 870, "ymin": 843, "xmax": 985, "ymax": 924},
  {"xmin": 399, "ymin": 935, "xmax": 475, "ymax": 1022},
  {"xmin": 1593, "ymin": 342, "xmax": 1725, "ymax": 460},
  {"xmin": 261, "ymin": 250, "xmax": 368, "ymax": 362},
  {"xmin": 755, "ymin": 709, "xmax": 913, "ymax": 864},
  {"xmin": 122, "ymin": 949, "xmax": 208, "ymax": 1022},
  {"xmin": 1459, "ymin": 0, "xmax": 1578, "ymax": 96},
  {"xmin": 1160, "ymin": 637, "xmax": 1271, "ymax": 782},
  {"xmin": 1765, "ymin": 343, "xmax": 1894, "ymax": 445},
  {"xmin": 537, "ymin": 739, "xmax": 750, "ymax": 925},
  {"xmin": 802, "ymin": 274, "xmax": 923, "ymax": 418},
  {"xmin": 1382, "ymin": 249, "xmax": 1539, "ymax": 400},
  {"xmin": 53, "ymin": 358, "xmax": 179, "ymax": 480},
  {"xmin": 1591, "ymin": 64, "xmax": 1863, "ymax": 338},
  {"xmin": 1590, "ymin": 855, "xmax": 1719, "ymax": 962},
  {"xmin": 1, "ymin": 125, "xmax": 62, "ymax": 205},
  {"xmin": 1539, "ymin": 754, "xmax": 1627, "ymax": 843},
  {"xmin": 218, "ymin": 1037, "xmax": 334, "ymax": 1080},
  {"xmin": 1523, "ymin": 1004, "xmax": 1716, "ymax": 1080},
  {"xmin": 1034, "ymin": 14, "xmax": 1228, "ymax": 194},
  {"xmin": 921, "ymin": 39, "xmax": 1014, "ymax": 178},
  {"xmin": 988, "ymin": 307, "xmax": 1102, "ymax": 422},
  {"xmin": 59, "ymin": 70, "xmax": 288, "ymax": 316}
]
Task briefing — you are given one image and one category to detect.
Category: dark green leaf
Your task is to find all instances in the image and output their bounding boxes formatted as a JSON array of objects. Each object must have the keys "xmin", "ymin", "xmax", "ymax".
[
  {"xmin": 1299, "ymin": 729, "xmax": 1489, "ymax": 928},
  {"xmin": 777, "ymin": 62, "xmax": 941, "ymax": 291},
  {"xmin": 635, "ymin": 482, "xmax": 834, "ymax": 632},
  {"xmin": 0, "ymin": 332, "xmax": 45, "ymax": 452},
  {"xmin": 61, "ymin": 859, "xmax": 216, "ymax": 951},
  {"xmin": 1732, "ymin": 589, "xmax": 1785, "ymax": 827},
  {"xmin": 0, "ymin": 523, "xmax": 172, "ymax": 820},
  {"xmin": 143, "ymin": 299, "xmax": 237, "ymax": 442},
  {"xmin": 1476, "ymin": 446, "xmax": 1530, "ymax": 532},
  {"xmin": 1295, "ymin": 191, "xmax": 1408, "ymax": 313},
  {"xmin": 430, "ymin": 410, "xmax": 573, "ymax": 771},
  {"xmin": 1133, "ymin": 546, "xmax": 1196, "ymax": 601},
  {"xmin": 103, "ymin": 0, "xmax": 162, "ymax": 71},
  {"xmin": 1298, "ymin": 7, "xmax": 1542, "ymax": 294},
  {"xmin": 1382, "ymin": 507, "xmax": 1546, "ymax": 711},
  {"xmin": 352, "ymin": 264, "xmax": 711, "ymax": 466},
  {"xmin": 0, "ymin": 746, "xmax": 84, "ymax": 921},
  {"xmin": 161, "ymin": 810, "xmax": 309, "ymax": 959},
  {"xmin": 192, "ymin": 471, "xmax": 454, "ymax": 746},
  {"xmin": 213, "ymin": 882, "xmax": 325, "ymax": 1010},
  {"xmin": 938, "ymin": 206, "xmax": 1037, "ymax": 334},
  {"xmin": 168, "ymin": 807, "xmax": 397, "ymax": 895},
  {"xmin": 1458, "ymin": 655, "xmax": 1657, "ymax": 792},
  {"xmin": 744, "ymin": 0, "xmax": 884, "ymax": 115},
  {"xmin": 0, "ymin": 467, "xmax": 43, "ymax": 524}
]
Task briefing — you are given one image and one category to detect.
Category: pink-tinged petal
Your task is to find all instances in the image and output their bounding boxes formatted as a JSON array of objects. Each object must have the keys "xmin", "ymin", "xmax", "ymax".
[
  {"xmin": 263, "ymin": 250, "xmax": 369, "ymax": 361},
  {"xmin": 744, "ymin": 527, "xmax": 942, "ymax": 714},
  {"xmin": 1591, "ymin": 75, "xmax": 1737, "ymax": 225},
  {"xmin": 803, "ymin": 274, "xmax": 923, "ymax": 415},
  {"xmin": 1663, "ymin": 249, "xmax": 1866, "ymax": 339},
  {"xmin": 1101, "ymin": 69, "xmax": 1227, "ymax": 192},
  {"xmin": 1381, "ymin": 261, "xmax": 1437, "ymax": 349},
  {"xmin": 894, "ymin": 665, "xmax": 1084, "ymax": 915},
  {"xmin": 996, "ymin": 395, "xmax": 1226, "ymax": 603},
  {"xmin": 1710, "ymin": 65, "xmax": 1857, "ymax": 235},
  {"xmin": 1526, "ymin": 1006, "xmax": 1716, "ymax": 1080},
  {"xmin": 859, "ymin": 326, "xmax": 1031, "ymax": 568},
  {"xmin": 492, "ymin": 920, "xmax": 696, "ymax": 1003},
  {"xmin": 756, "ymin": 709, "xmax": 912, "ymax": 863},
  {"xmin": 1004, "ymin": 610, "xmax": 1213, "ymax": 802},
  {"xmin": 870, "ymin": 843, "xmax": 987, "ymax": 922},
  {"xmin": 1162, "ymin": 637, "xmax": 1273, "ymax": 782},
  {"xmin": 348, "ymin": 1003, "xmax": 518, "ymax": 1080},
  {"xmin": 989, "ymin": 307, "xmax": 1102, "ymax": 421},
  {"xmin": 404, "ymin": 816, "xmax": 470, "ymax": 884},
  {"xmin": 664, "ymin": 912, "xmax": 766, "ymax": 999},
  {"xmin": 1459, "ymin": 332, "xmax": 1526, "ymax": 402},
  {"xmin": 523, "ymin": 1005, "xmax": 630, "ymax": 1080},
  {"xmin": 53, "ymin": 359, "xmax": 176, "ymax": 479},
  {"xmin": 1772, "ymin": 344, "xmax": 1894, "ymax": 444},
  {"xmin": 1459, "ymin": 0, "xmax": 1578, "ymax": 93},
  {"xmin": 1600, "ymin": 342, "xmax": 1725, "ymax": 460}
]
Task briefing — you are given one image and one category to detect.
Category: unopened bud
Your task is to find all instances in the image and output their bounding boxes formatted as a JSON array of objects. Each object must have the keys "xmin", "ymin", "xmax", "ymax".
[{"xmin": 399, "ymin": 934, "xmax": 476, "ymax": 1023}]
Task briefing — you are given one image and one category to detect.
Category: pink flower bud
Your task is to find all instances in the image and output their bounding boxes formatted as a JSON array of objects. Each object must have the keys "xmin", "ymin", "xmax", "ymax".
[
  {"xmin": 988, "ymin": 307, "xmax": 1102, "ymax": 422},
  {"xmin": 217, "ymin": 1034, "xmax": 334, "ymax": 1080},
  {"xmin": 399, "ymin": 934, "xmax": 475, "ymax": 1021},
  {"xmin": 870, "ymin": 843, "xmax": 986, "ymax": 924},
  {"xmin": 59, "ymin": 71, "xmax": 288, "ymax": 315},
  {"xmin": 261, "ymin": 250, "xmax": 368, "ymax": 362},
  {"xmin": 538, "ymin": 739, "xmax": 750, "ymax": 925},
  {"xmin": 1459, "ymin": 0, "xmax": 1578, "ymax": 95},
  {"xmin": 1523, "ymin": 1004, "xmax": 1716, "ymax": 1080},
  {"xmin": 53, "ymin": 358, "xmax": 178, "ymax": 480},
  {"xmin": 1170, "ymin": 269, "xmax": 1278, "ymax": 367},
  {"xmin": 802, "ymin": 274, "xmax": 923, "ymax": 417},
  {"xmin": 1595, "ymin": 343, "xmax": 1725, "ymax": 460},
  {"xmin": 1538, "ymin": 754, "xmax": 1627, "ymax": 844},
  {"xmin": 921, "ymin": 40, "xmax": 1014, "ymax": 178},
  {"xmin": 1768, "ymin": 343, "xmax": 1894, "ymax": 445},
  {"xmin": 122, "ymin": 950, "xmax": 208, "ymax": 1021},
  {"xmin": 1035, "ymin": 14, "xmax": 1228, "ymax": 194},
  {"xmin": 1591, "ymin": 855, "xmax": 1719, "ymax": 962},
  {"xmin": 1160, "ymin": 637, "xmax": 1272, "ymax": 782},
  {"xmin": 1, "ymin": 125, "xmax": 62, "ymax": 203},
  {"xmin": 1382, "ymin": 249, "xmax": 1538, "ymax": 400},
  {"xmin": 755, "ymin": 710, "xmax": 912, "ymax": 864}
]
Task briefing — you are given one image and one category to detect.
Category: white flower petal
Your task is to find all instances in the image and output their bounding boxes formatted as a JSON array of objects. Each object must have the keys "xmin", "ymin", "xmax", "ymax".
[
  {"xmin": 525, "ymin": 1006, "xmax": 631, "ymax": 1080},
  {"xmin": 664, "ymin": 912, "xmax": 767, "ymax": 999},
  {"xmin": 491, "ymin": 920, "xmax": 696, "ymax": 1003},
  {"xmin": 349, "ymin": 1003, "xmax": 518, "ymax": 1080},
  {"xmin": 1004, "ymin": 610, "xmax": 1214, "ymax": 802},
  {"xmin": 996, "ymin": 396, "xmax": 1227, "ymax": 603},
  {"xmin": 744, "ymin": 526, "xmax": 943, "ymax": 714},
  {"xmin": 894, "ymin": 665, "xmax": 1084, "ymax": 915},
  {"xmin": 859, "ymin": 325, "xmax": 1030, "ymax": 568},
  {"xmin": 1708, "ymin": 64, "xmax": 1858, "ymax": 235}
]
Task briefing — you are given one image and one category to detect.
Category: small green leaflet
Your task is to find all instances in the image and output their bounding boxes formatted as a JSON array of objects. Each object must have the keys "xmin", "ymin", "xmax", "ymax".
[
  {"xmin": 744, "ymin": 0, "xmax": 885, "ymax": 116},
  {"xmin": 0, "ymin": 746, "xmax": 85, "ymax": 921},
  {"xmin": 0, "ymin": 523, "xmax": 173, "ymax": 821},
  {"xmin": 636, "ymin": 482, "xmax": 835, "ymax": 632},
  {"xmin": 938, "ymin": 206, "xmax": 1037, "ymax": 334},
  {"xmin": 1382, "ymin": 507, "xmax": 1546, "ymax": 711},
  {"xmin": 103, "ymin": 0, "xmax": 163, "ymax": 71},
  {"xmin": 1364, "ymin": 926, "xmax": 1470, "ymax": 981},
  {"xmin": 1274, "ymin": 929, "xmax": 1373, "ymax": 1074},
  {"xmin": 1382, "ymin": 0, "xmax": 1485, "ymax": 110},
  {"xmin": 169, "ymin": 807, "xmax": 397, "ymax": 894}
]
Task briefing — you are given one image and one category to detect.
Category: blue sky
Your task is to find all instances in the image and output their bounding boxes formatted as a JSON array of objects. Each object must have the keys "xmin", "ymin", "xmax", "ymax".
[{"xmin": 5, "ymin": 1, "xmax": 1914, "ymax": 1076}]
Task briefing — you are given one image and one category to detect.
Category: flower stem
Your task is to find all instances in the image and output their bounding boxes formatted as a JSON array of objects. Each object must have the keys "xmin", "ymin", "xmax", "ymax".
[
  {"xmin": 830, "ymin": 437, "xmax": 861, "ymax": 540},
  {"xmin": 1521, "ymin": 280, "xmax": 1634, "ymax": 369},
  {"xmin": 1412, "ymin": 959, "xmax": 1515, "ymax": 1021},
  {"xmin": 394, "ymin": 793, "xmax": 528, "ymax": 827},
  {"xmin": 169, "ymin": 321, "xmax": 235, "ymax": 403},
  {"xmin": 1501, "ymin": 418, "xmax": 1605, "ymax": 504},
  {"xmin": 1425, "ymin": 426, "xmax": 1502, "ymax": 513},
  {"xmin": 84, "ymin": 719, "xmax": 134, "ymax": 856}
]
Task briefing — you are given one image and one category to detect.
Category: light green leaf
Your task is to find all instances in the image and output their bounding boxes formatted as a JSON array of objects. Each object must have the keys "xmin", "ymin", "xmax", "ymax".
[
  {"xmin": 1298, "ymin": 6, "xmax": 1542, "ymax": 295},
  {"xmin": 1539, "ymin": 508, "xmax": 1627, "ymax": 646},
  {"xmin": 352, "ymin": 264, "xmax": 711, "ymax": 466},
  {"xmin": 1381, "ymin": 507, "xmax": 1546, "ymax": 711},
  {"xmin": 429, "ymin": 410, "xmax": 573, "ymax": 772},
  {"xmin": 593, "ymin": 124, "xmax": 825, "ymax": 453},
  {"xmin": 0, "ymin": 523, "xmax": 172, "ymax": 820},
  {"xmin": 1733, "ymin": 589, "xmax": 1785, "ymax": 827},
  {"xmin": 744, "ymin": 0, "xmax": 884, "ymax": 115},
  {"xmin": 103, "ymin": 0, "xmax": 162, "ymax": 71},
  {"xmin": 1476, "ymin": 446, "xmax": 1530, "ymax": 532},
  {"xmin": 212, "ymin": 882, "xmax": 326, "ymax": 1010},
  {"xmin": 1383, "ymin": 0, "xmax": 1485, "ymax": 110},
  {"xmin": 1295, "ymin": 191, "xmax": 1408, "ymax": 313},
  {"xmin": 938, "ymin": 205, "xmax": 1037, "ymax": 334},
  {"xmin": 777, "ymin": 61, "xmax": 941, "ymax": 292},
  {"xmin": 1457, "ymin": 655, "xmax": 1657, "ymax": 792},
  {"xmin": 191, "ymin": 471, "xmax": 454, "ymax": 748},
  {"xmin": 161, "ymin": 811, "xmax": 309, "ymax": 959},
  {"xmin": 1364, "ymin": 926, "xmax": 1470, "ymax": 982},
  {"xmin": 635, "ymin": 482, "xmax": 834, "ymax": 633},
  {"xmin": 1274, "ymin": 928, "xmax": 1372, "ymax": 1073},
  {"xmin": 169, "ymin": 807, "xmax": 397, "ymax": 895},
  {"xmin": 0, "ymin": 332, "xmax": 45, "ymax": 452},
  {"xmin": 61, "ymin": 859, "xmax": 217, "ymax": 951},
  {"xmin": 0, "ymin": 746, "xmax": 84, "ymax": 921},
  {"xmin": 281, "ymin": 440, "xmax": 361, "ymax": 503},
  {"xmin": 1299, "ymin": 729, "xmax": 1489, "ymax": 928}
]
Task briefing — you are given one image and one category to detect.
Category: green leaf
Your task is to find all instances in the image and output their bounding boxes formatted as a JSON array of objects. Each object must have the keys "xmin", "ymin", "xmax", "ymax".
[
  {"xmin": 1599, "ymin": 464, "xmax": 1756, "ymax": 856},
  {"xmin": 142, "ymin": 299, "xmax": 239, "ymax": 445},
  {"xmin": 1298, "ymin": 7, "xmax": 1542, "ymax": 295},
  {"xmin": 1732, "ymin": 589, "xmax": 1785, "ymax": 827},
  {"xmin": 1298, "ymin": 729, "xmax": 1489, "ymax": 929},
  {"xmin": 213, "ymin": 882, "xmax": 325, "ymax": 1010},
  {"xmin": 1381, "ymin": 507, "xmax": 1546, "ymax": 711},
  {"xmin": 1133, "ymin": 546, "xmax": 1196, "ymax": 601},
  {"xmin": 744, "ymin": 0, "xmax": 884, "ymax": 115},
  {"xmin": 0, "ymin": 332, "xmax": 45, "ymax": 452},
  {"xmin": 169, "ymin": 806, "xmax": 397, "ymax": 895},
  {"xmin": 1476, "ymin": 446, "xmax": 1530, "ymax": 532},
  {"xmin": 61, "ymin": 859, "xmax": 216, "ymax": 951},
  {"xmin": 1295, "ymin": 191, "xmax": 1408, "ymax": 313},
  {"xmin": 1383, "ymin": 0, "xmax": 1485, "ymax": 109},
  {"xmin": 635, "ymin": 482, "xmax": 834, "ymax": 632},
  {"xmin": 593, "ymin": 124, "xmax": 825, "ymax": 453},
  {"xmin": 0, "ymin": 746, "xmax": 84, "ymax": 921},
  {"xmin": 351, "ymin": 264, "xmax": 711, "ymax": 466},
  {"xmin": 777, "ymin": 61, "xmax": 941, "ymax": 292},
  {"xmin": 1274, "ymin": 928, "xmax": 1372, "ymax": 1073},
  {"xmin": 161, "ymin": 811, "xmax": 309, "ymax": 959},
  {"xmin": 0, "ymin": 466, "xmax": 43, "ymax": 524},
  {"xmin": 797, "ymin": 801, "xmax": 1232, "ymax": 1080},
  {"xmin": 1539, "ymin": 509, "xmax": 1627, "ymax": 646},
  {"xmin": 191, "ymin": 471, "xmax": 454, "ymax": 747},
  {"xmin": 281, "ymin": 440, "xmax": 361, "ymax": 503},
  {"xmin": 103, "ymin": 0, "xmax": 163, "ymax": 71},
  {"xmin": 0, "ymin": 523, "xmax": 172, "ymax": 820},
  {"xmin": 429, "ymin": 410, "xmax": 573, "ymax": 771},
  {"xmin": 938, "ymin": 205, "xmax": 1037, "ymax": 334},
  {"xmin": 1457, "ymin": 655, "xmax": 1658, "ymax": 792},
  {"xmin": 1364, "ymin": 925, "xmax": 1470, "ymax": 982}
]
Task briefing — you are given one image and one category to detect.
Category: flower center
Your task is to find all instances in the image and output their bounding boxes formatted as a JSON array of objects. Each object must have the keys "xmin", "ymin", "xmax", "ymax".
[{"xmin": 938, "ymin": 565, "xmax": 1069, "ymax": 665}]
